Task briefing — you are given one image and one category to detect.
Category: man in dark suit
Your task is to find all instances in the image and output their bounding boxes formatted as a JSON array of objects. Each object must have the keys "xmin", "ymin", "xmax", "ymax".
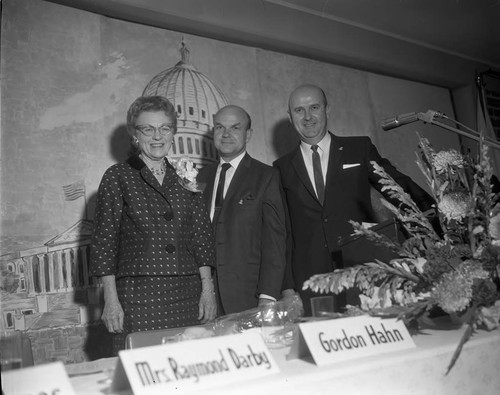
[
  {"xmin": 274, "ymin": 84, "xmax": 435, "ymax": 315},
  {"xmin": 197, "ymin": 105, "xmax": 287, "ymax": 315}
]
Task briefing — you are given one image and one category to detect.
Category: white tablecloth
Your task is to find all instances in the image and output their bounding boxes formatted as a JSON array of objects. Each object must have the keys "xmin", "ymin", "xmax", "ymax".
[{"xmin": 69, "ymin": 326, "xmax": 500, "ymax": 395}]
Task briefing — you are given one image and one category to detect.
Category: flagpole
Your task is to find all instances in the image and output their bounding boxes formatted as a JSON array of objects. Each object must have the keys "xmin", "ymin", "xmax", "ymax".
[{"xmin": 84, "ymin": 188, "xmax": 88, "ymax": 220}]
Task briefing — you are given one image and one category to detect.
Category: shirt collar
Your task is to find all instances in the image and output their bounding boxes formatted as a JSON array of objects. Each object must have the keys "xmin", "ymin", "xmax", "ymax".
[
  {"xmin": 219, "ymin": 151, "xmax": 246, "ymax": 170},
  {"xmin": 300, "ymin": 132, "xmax": 331, "ymax": 154}
]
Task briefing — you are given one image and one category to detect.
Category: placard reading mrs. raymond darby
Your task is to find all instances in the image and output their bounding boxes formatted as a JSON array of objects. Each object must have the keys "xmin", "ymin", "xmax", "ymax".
[{"xmin": 112, "ymin": 331, "xmax": 279, "ymax": 394}]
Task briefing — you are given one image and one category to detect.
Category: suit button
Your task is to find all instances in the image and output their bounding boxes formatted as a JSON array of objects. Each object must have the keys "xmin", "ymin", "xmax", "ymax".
[
  {"xmin": 165, "ymin": 244, "xmax": 176, "ymax": 253},
  {"xmin": 323, "ymin": 218, "xmax": 328, "ymax": 222}
]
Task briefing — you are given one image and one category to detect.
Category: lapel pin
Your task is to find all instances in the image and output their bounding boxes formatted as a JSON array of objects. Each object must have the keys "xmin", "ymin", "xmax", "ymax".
[{"xmin": 238, "ymin": 199, "xmax": 244, "ymax": 204}]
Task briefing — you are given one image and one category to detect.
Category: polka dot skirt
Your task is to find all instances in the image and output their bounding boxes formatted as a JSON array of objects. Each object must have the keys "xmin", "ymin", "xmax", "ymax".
[{"xmin": 112, "ymin": 274, "xmax": 201, "ymax": 354}]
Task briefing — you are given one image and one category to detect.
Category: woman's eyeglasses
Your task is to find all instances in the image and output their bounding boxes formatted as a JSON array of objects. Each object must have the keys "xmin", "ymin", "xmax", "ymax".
[{"xmin": 135, "ymin": 124, "xmax": 175, "ymax": 137}]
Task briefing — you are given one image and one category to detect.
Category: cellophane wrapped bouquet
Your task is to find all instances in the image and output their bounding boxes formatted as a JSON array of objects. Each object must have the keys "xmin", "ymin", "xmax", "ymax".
[
  {"xmin": 162, "ymin": 295, "xmax": 304, "ymax": 349},
  {"xmin": 303, "ymin": 133, "xmax": 500, "ymax": 373}
]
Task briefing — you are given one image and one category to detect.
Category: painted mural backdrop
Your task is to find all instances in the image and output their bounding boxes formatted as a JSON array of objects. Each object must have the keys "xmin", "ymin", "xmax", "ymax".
[
  {"xmin": 1, "ymin": 0, "xmax": 457, "ymax": 364},
  {"xmin": 1, "ymin": 0, "xmax": 231, "ymax": 363}
]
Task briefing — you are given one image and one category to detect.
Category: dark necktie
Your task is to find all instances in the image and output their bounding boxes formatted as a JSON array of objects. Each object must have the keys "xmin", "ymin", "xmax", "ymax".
[
  {"xmin": 311, "ymin": 145, "xmax": 325, "ymax": 204},
  {"xmin": 213, "ymin": 163, "xmax": 231, "ymax": 223}
]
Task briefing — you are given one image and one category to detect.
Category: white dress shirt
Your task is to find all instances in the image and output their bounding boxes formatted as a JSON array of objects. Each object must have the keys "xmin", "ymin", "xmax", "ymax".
[
  {"xmin": 209, "ymin": 151, "xmax": 246, "ymax": 221},
  {"xmin": 299, "ymin": 132, "xmax": 331, "ymax": 197}
]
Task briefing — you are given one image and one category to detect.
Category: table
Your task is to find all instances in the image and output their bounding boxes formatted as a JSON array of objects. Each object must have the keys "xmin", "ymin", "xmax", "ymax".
[{"xmin": 67, "ymin": 325, "xmax": 500, "ymax": 395}]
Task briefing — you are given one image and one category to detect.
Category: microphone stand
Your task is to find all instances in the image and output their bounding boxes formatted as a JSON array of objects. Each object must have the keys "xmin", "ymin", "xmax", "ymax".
[{"xmin": 416, "ymin": 110, "xmax": 500, "ymax": 151}]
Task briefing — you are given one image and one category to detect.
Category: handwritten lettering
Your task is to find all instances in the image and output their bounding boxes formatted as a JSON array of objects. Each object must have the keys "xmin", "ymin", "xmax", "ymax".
[
  {"xmin": 365, "ymin": 323, "xmax": 403, "ymax": 345},
  {"xmin": 135, "ymin": 361, "xmax": 171, "ymax": 386},
  {"xmin": 120, "ymin": 334, "xmax": 278, "ymax": 392},
  {"xmin": 169, "ymin": 350, "xmax": 229, "ymax": 383},
  {"xmin": 319, "ymin": 330, "xmax": 367, "ymax": 352},
  {"xmin": 228, "ymin": 346, "xmax": 271, "ymax": 370}
]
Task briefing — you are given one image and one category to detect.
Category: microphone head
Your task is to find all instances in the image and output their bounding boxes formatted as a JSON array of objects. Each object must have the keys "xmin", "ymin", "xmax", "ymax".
[
  {"xmin": 380, "ymin": 112, "xmax": 418, "ymax": 131},
  {"xmin": 381, "ymin": 118, "xmax": 399, "ymax": 131}
]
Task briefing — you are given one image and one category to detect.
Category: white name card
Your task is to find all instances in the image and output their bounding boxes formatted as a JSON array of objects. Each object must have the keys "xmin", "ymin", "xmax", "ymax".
[
  {"xmin": 112, "ymin": 331, "xmax": 279, "ymax": 394},
  {"xmin": 2, "ymin": 362, "xmax": 76, "ymax": 395},
  {"xmin": 289, "ymin": 316, "xmax": 415, "ymax": 366}
]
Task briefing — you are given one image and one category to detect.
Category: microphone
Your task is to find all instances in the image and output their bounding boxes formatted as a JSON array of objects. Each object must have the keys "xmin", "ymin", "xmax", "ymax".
[{"xmin": 381, "ymin": 112, "xmax": 419, "ymax": 131}]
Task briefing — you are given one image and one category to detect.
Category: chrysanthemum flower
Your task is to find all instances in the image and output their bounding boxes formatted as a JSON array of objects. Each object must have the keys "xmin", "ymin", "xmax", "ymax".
[
  {"xmin": 432, "ymin": 271, "xmax": 472, "ymax": 313},
  {"xmin": 459, "ymin": 260, "xmax": 489, "ymax": 280},
  {"xmin": 438, "ymin": 192, "xmax": 470, "ymax": 221},
  {"xmin": 433, "ymin": 150, "xmax": 464, "ymax": 174}
]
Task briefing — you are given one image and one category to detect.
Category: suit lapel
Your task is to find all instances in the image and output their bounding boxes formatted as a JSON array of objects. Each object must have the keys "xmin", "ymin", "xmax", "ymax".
[
  {"xmin": 208, "ymin": 155, "xmax": 251, "ymax": 223},
  {"xmin": 127, "ymin": 155, "xmax": 177, "ymax": 202},
  {"xmin": 290, "ymin": 146, "xmax": 318, "ymax": 203},
  {"xmin": 324, "ymin": 133, "xmax": 344, "ymax": 211},
  {"xmin": 325, "ymin": 134, "xmax": 343, "ymax": 193},
  {"xmin": 201, "ymin": 164, "xmax": 218, "ymax": 208},
  {"xmin": 221, "ymin": 153, "xmax": 251, "ymax": 211}
]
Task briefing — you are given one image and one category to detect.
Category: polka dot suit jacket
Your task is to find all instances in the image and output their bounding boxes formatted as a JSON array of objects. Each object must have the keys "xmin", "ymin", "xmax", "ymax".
[{"xmin": 90, "ymin": 155, "xmax": 215, "ymax": 278}]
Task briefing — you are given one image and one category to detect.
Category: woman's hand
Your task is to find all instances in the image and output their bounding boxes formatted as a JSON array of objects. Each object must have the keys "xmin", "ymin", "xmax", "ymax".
[
  {"xmin": 198, "ymin": 278, "xmax": 217, "ymax": 322},
  {"xmin": 101, "ymin": 275, "xmax": 124, "ymax": 333},
  {"xmin": 102, "ymin": 299, "xmax": 124, "ymax": 333}
]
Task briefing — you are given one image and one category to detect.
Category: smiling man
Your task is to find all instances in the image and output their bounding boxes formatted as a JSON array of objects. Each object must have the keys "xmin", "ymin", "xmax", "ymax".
[
  {"xmin": 274, "ymin": 84, "xmax": 435, "ymax": 315},
  {"xmin": 197, "ymin": 105, "xmax": 287, "ymax": 315}
]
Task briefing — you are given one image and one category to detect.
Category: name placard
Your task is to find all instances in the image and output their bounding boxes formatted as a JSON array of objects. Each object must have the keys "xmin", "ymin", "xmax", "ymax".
[
  {"xmin": 112, "ymin": 331, "xmax": 279, "ymax": 394},
  {"xmin": 2, "ymin": 362, "xmax": 76, "ymax": 395},
  {"xmin": 288, "ymin": 316, "xmax": 415, "ymax": 366}
]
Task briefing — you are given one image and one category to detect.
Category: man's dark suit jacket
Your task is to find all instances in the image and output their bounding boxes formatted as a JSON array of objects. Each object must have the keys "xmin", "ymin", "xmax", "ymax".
[
  {"xmin": 197, "ymin": 153, "xmax": 287, "ymax": 314},
  {"xmin": 274, "ymin": 133, "xmax": 434, "ymax": 314}
]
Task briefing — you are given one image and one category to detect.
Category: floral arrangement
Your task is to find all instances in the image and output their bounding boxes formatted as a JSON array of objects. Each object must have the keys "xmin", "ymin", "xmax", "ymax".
[
  {"xmin": 169, "ymin": 156, "xmax": 202, "ymax": 192},
  {"xmin": 303, "ymin": 133, "xmax": 500, "ymax": 373}
]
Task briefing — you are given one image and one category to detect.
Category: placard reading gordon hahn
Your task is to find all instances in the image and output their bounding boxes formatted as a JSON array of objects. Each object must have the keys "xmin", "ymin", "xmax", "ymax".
[
  {"xmin": 288, "ymin": 316, "xmax": 415, "ymax": 366},
  {"xmin": 111, "ymin": 331, "xmax": 279, "ymax": 394}
]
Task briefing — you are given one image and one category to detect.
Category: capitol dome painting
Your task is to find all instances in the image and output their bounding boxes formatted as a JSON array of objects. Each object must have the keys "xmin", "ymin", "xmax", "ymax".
[{"xmin": 143, "ymin": 42, "xmax": 228, "ymax": 167}]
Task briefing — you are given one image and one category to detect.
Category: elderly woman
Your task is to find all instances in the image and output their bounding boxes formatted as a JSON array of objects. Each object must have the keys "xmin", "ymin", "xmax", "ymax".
[{"xmin": 90, "ymin": 95, "xmax": 216, "ymax": 354}]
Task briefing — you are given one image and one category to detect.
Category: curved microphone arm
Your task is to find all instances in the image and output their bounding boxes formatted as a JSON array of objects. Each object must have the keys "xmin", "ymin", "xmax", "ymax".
[{"xmin": 416, "ymin": 110, "xmax": 500, "ymax": 151}]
